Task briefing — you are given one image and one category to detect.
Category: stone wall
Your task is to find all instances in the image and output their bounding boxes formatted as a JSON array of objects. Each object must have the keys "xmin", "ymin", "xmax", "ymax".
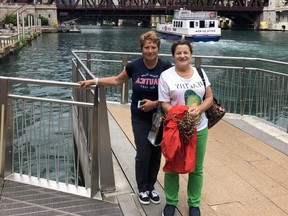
[{"xmin": 0, "ymin": 4, "xmax": 57, "ymax": 26}]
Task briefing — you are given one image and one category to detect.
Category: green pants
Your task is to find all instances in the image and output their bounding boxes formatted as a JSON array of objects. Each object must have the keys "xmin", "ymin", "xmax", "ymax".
[{"xmin": 164, "ymin": 127, "xmax": 208, "ymax": 207}]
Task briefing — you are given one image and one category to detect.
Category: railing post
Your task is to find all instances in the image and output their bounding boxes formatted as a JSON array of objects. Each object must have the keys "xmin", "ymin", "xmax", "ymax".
[
  {"xmin": 87, "ymin": 51, "xmax": 92, "ymax": 71},
  {"xmin": 72, "ymin": 58, "xmax": 78, "ymax": 97},
  {"xmin": 194, "ymin": 56, "xmax": 201, "ymax": 68},
  {"xmin": 90, "ymin": 86, "xmax": 100, "ymax": 197},
  {"xmin": 240, "ymin": 61, "xmax": 246, "ymax": 115},
  {"xmin": 98, "ymin": 86, "xmax": 116, "ymax": 192},
  {"xmin": 120, "ymin": 54, "xmax": 129, "ymax": 104},
  {"xmin": 90, "ymin": 86, "xmax": 116, "ymax": 198},
  {"xmin": 0, "ymin": 77, "xmax": 13, "ymax": 178}
]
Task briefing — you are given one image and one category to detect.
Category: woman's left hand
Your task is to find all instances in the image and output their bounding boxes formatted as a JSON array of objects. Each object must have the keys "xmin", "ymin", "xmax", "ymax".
[
  {"xmin": 188, "ymin": 106, "xmax": 201, "ymax": 118},
  {"xmin": 139, "ymin": 99, "xmax": 157, "ymax": 112}
]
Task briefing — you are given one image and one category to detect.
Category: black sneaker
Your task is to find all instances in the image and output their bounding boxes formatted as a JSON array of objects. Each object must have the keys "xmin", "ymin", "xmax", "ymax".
[
  {"xmin": 162, "ymin": 204, "xmax": 176, "ymax": 216},
  {"xmin": 138, "ymin": 191, "xmax": 150, "ymax": 205},
  {"xmin": 189, "ymin": 206, "xmax": 200, "ymax": 216},
  {"xmin": 148, "ymin": 190, "xmax": 161, "ymax": 204}
]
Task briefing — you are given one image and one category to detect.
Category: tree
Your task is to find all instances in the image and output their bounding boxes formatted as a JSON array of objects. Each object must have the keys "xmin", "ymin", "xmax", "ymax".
[{"xmin": 3, "ymin": 14, "xmax": 17, "ymax": 26}]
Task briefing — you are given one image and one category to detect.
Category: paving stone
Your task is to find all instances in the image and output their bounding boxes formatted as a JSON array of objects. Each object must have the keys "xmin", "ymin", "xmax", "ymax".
[
  {"xmin": 210, "ymin": 201, "xmax": 250, "ymax": 216},
  {"xmin": 270, "ymin": 194, "xmax": 288, "ymax": 215},
  {"xmin": 250, "ymin": 159, "xmax": 288, "ymax": 185}
]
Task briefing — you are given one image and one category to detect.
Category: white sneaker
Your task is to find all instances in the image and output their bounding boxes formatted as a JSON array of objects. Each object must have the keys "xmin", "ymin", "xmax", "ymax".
[
  {"xmin": 148, "ymin": 190, "xmax": 161, "ymax": 204},
  {"xmin": 138, "ymin": 191, "xmax": 150, "ymax": 205}
]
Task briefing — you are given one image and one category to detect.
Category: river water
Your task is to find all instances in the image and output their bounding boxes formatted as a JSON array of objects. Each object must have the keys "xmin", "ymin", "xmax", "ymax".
[{"xmin": 1, "ymin": 27, "xmax": 287, "ymax": 82}]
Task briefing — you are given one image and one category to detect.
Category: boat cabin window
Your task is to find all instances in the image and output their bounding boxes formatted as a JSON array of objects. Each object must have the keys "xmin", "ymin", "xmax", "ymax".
[
  {"xmin": 190, "ymin": 21, "xmax": 198, "ymax": 28},
  {"xmin": 199, "ymin": 20, "xmax": 205, "ymax": 28},
  {"xmin": 190, "ymin": 21, "xmax": 194, "ymax": 28},
  {"xmin": 209, "ymin": 21, "xmax": 215, "ymax": 27},
  {"xmin": 173, "ymin": 21, "xmax": 183, "ymax": 28}
]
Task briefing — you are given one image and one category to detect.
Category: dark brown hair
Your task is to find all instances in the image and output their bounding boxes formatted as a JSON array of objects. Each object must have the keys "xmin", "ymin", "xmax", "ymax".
[{"xmin": 171, "ymin": 39, "xmax": 193, "ymax": 56}]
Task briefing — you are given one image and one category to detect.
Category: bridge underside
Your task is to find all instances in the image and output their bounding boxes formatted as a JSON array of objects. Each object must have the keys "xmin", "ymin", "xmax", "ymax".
[
  {"xmin": 12, "ymin": 0, "xmax": 265, "ymax": 28},
  {"xmin": 57, "ymin": 7, "xmax": 262, "ymax": 28}
]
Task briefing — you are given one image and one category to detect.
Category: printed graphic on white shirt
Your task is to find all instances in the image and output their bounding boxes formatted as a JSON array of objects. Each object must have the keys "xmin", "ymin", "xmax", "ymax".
[{"xmin": 185, "ymin": 89, "xmax": 201, "ymax": 121}]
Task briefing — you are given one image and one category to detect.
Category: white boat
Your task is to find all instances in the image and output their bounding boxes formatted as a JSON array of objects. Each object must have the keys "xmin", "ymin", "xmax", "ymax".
[
  {"xmin": 156, "ymin": 8, "xmax": 221, "ymax": 42},
  {"xmin": 57, "ymin": 20, "xmax": 81, "ymax": 33}
]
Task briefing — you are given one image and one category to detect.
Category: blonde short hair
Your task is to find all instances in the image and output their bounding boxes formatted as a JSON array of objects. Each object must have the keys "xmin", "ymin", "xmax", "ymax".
[{"xmin": 139, "ymin": 31, "xmax": 161, "ymax": 50}]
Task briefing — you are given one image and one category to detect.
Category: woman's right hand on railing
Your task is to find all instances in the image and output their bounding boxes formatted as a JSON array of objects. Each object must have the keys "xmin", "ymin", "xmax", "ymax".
[{"xmin": 78, "ymin": 78, "xmax": 97, "ymax": 88}]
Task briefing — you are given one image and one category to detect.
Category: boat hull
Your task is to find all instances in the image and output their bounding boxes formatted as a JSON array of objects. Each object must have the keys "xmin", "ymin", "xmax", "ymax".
[{"xmin": 156, "ymin": 30, "xmax": 220, "ymax": 42}]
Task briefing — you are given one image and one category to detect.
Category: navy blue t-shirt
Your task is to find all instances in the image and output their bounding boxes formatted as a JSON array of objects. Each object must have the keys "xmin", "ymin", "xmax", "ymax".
[{"xmin": 126, "ymin": 58, "xmax": 172, "ymax": 122}]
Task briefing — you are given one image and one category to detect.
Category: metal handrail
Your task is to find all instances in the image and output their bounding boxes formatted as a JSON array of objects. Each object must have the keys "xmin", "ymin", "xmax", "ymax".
[
  {"xmin": 72, "ymin": 50, "xmax": 288, "ymax": 132},
  {"xmin": 9, "ymin": 94, "xmax": 93, "ymax": 107},
  {"xmin": 0, "ymin": 75, "xmax": 115, "ymax": 198}
]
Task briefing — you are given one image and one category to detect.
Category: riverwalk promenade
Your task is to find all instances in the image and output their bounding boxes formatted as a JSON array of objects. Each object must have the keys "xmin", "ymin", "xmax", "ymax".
[{"xmin": 0, "ymin": 103, "xmax": 288, "ymax": 216}]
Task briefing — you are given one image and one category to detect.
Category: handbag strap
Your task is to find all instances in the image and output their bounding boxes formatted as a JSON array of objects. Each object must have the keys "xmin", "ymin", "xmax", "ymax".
[
  {"xmin": 197, "ymin": 68, "xmax": 218, "ymax": 104},
  {"xmin": 196, "ymin": 67, "xmax": 206, "ymax": 88},
  {"xmin": 196, "ymin": 67, "xmax": 206, "ymax": 100}
]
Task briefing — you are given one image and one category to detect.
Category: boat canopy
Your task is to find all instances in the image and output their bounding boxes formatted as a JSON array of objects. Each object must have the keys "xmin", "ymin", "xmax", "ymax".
[{"xmin": 174, "ymin": 8, "xmax": 217, "ymax": 19}]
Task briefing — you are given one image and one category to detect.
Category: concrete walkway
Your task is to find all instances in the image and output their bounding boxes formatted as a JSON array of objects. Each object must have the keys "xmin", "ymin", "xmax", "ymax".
[{"xmin": 107, "ymin": 103, "xmax": 288, "ymax": 216}]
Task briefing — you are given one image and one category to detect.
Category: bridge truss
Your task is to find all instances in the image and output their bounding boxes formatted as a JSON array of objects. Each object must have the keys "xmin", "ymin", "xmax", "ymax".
[
  {"xmin": 10, "ymin": 0, "xmax": 267, "ymax": 26},
  {"xmin": 39, "ymin": 0, "xmax": 266, "ymax": 9}
]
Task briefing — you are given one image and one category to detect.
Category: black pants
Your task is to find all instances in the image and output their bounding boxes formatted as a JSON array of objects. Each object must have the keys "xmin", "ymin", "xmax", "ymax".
[{"xmin": 132, "ymin": 119, "xmax": 162, "ymax": 193}]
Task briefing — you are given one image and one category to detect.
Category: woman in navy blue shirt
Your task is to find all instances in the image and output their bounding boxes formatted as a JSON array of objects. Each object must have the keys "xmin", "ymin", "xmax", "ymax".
[{"xmin": 79, "ymin": 31, "xmax": 172, "ymax": 205}]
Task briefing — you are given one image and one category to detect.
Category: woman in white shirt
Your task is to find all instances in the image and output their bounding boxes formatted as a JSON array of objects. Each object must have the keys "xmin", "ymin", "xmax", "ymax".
[{"xmin": 158, "ymin": 39, "xmax": 213, "ymax": 216}]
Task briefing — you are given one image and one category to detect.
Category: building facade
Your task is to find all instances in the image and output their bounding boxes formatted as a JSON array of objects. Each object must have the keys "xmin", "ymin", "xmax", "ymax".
[{"xmin": 261, "ymin": 0, "xmax": 288, "ymax": 30}]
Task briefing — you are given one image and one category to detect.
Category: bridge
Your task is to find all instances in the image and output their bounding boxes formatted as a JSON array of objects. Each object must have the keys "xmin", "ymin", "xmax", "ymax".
[{"xmin": 11, "ymin": 0, "xmax": 267, "ymax": 27}]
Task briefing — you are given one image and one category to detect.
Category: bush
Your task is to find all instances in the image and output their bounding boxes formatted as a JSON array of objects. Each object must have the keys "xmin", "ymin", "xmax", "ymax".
[
  {"xmin": 38, "ymin": 15, "xmax": 49, "ymax": 26},
  {"xmin": 3, "ymin": 14, "xmax": 17, "ymax": 26},
  {"xmin": 19, "ymin": 35, "xmax": 27, "ymax": 47}
]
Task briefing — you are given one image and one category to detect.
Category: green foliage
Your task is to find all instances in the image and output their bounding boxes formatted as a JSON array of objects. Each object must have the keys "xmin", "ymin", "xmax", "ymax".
[
  {"xmin": 38, "ymin": 15, "xmax": 49, "ymax": 26},
  {"xmin": 3, "ymin": 14, "xmax": 17, "ymax": 26},
  {"xmin": 167, "ymin": 15, "xmax": 173, "ymax": 22},
  {"xmin": 19, "ymin": 36, "xmax": 27, "ymax": 48}
]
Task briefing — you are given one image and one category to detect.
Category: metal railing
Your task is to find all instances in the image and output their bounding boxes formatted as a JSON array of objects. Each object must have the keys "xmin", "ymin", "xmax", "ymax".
[
  {"xmin": 0, "ymin": 50, "xmax": 287, "ymax": 201},
  {"xmin": 0, "ymin": 76, "xmax": 115, "ymax": 199},
  {"xmin": 72, "ymin": 50, "xmax": 288, "ymax": 132}
]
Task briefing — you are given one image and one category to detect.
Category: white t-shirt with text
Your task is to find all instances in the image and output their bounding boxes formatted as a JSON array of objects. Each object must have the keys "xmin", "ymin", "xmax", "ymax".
[{"xmin": 158, "ymin": 66, "xmax": 211, "ymax": 131}]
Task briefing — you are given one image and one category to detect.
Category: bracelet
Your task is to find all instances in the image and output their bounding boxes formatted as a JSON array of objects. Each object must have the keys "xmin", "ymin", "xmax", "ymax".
[{"xmin": 95, "ymin": 77, "xmax": 99, "ymax": 85}]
